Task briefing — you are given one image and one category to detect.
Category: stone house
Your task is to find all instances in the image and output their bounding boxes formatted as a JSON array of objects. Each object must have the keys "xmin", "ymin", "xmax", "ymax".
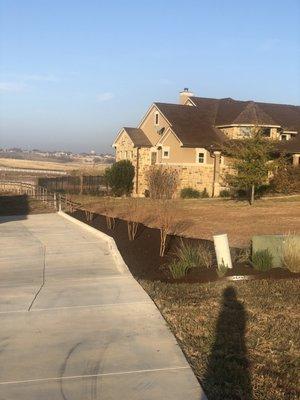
[{"xmin": 113, "ymin": 89, "xmax": 300, "ymax": 197}]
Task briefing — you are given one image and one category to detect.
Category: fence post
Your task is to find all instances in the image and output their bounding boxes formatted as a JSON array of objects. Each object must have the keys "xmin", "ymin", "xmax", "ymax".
[{"xmin": 53, "ymin": 193, "xmax": 57, "ymax": 210}]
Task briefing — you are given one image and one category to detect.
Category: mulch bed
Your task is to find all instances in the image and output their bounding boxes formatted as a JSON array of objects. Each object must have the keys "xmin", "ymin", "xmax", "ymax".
[{"xmin": 69, "ymin": 209, "xmax": 299, "ymax": 283}]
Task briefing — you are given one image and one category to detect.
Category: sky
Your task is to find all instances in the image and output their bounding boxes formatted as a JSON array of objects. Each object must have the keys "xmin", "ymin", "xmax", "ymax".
[{"xmin": 0, "ymin": 0, "xmax": 300, "ymax": 153}]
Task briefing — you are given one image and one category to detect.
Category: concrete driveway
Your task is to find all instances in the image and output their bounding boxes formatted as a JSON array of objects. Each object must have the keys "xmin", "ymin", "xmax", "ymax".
[{"xmin": 0, "ymin": 213, "xmax": 205, "ymax": 400}]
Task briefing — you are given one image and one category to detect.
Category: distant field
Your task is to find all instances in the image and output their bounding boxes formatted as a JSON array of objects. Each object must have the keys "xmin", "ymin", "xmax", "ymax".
[{"xmin": 0, "ymin": 157, "xmax": 108, "ymax": 174}]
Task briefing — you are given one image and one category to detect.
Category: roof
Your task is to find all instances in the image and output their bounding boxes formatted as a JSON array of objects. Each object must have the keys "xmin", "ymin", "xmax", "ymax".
[
  {"xmin": 278, "ymin": 134, "xmax": 300, "ymax": 154},
  {"xmin": 123, "ymin": 127, "xmax": 152, "ymax": 147},
  {"xmin": 155, "ymin": 103, "xmax": 227, "ymax": 148},
  {"xmin": 190, "ymin": 97, "xmax": 300, "ymax": 131}
]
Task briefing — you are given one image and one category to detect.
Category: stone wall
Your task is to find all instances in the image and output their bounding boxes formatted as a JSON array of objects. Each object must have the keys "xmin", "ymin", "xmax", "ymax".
[{"xmin": 135, "ymin": 160, "xmax": 230, "ymax": 197}]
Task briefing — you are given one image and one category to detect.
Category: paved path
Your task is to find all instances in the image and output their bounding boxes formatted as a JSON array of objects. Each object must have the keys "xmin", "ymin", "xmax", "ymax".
[{"xmin": 0, "ymin": 213, "xmax": 205, "ymax": 400}]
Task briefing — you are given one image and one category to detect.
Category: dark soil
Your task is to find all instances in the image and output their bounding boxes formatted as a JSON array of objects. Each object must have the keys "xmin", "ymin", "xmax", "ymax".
[{"xmin": 69, "ymin": 209, "xmax": 299, "ymax": 283}]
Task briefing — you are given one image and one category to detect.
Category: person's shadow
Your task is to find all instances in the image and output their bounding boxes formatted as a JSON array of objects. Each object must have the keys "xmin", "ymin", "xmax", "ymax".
[{"xmin": 202, "ymin": 286, "xmax": 253, "ymax": 400}]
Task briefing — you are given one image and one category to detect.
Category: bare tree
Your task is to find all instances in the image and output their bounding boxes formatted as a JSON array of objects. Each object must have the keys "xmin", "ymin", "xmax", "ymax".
[
  {"xmin": 156, "ymin": 200, "xmax": 174, "ymax": 256},
  {"xmin": 146, "ymin": 166, "xmax": 179, "ymax": 199},
  {"xmin": 84, "ymin": 209, "xmax": 94, "ymax": 222},
  {"xmin": 101, "ymin": 198, "xmax": 116, "ymax": 230},
  {"xmin": 124, "ymin": 198, "xmax": 140, "ymax": 241}
]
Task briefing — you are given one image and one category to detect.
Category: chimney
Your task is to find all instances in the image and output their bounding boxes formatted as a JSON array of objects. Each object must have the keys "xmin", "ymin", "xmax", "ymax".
[{"xmin": 179, "ymin": 88, "xmax": 194, "ymax": 104}]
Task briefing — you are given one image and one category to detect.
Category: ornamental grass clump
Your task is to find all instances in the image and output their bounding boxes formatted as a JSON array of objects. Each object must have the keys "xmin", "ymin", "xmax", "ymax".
[
  {"xmin": 252, "ymin": 249, "xmax": 273, "ymax": 271},
  {"xmin": 282, "ymin": 235, "xmax": 300, "ymax": 273},
  {"xmin": 168, "ymin": 259, "xmax": 189, "ymax": 279},
  {"xmin": 168, "ymin": 240, "xmax": 214, "ymax": 279}
]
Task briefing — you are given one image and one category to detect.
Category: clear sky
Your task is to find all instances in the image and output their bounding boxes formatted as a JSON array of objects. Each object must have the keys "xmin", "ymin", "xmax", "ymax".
[{"xmin": 0, "ymin": 0, "xmax": 299, "ymax": 153}]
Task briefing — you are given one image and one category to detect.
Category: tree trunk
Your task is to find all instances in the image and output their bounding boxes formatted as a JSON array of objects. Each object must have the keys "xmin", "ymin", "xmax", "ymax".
[{"xmin": 250, "ymin": 184, "xmax": 255, "ymax": 205}]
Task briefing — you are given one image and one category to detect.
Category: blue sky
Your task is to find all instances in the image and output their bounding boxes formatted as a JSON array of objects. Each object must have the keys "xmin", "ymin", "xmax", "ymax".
[{"xmin": 0, "ymin": 0, "xmax": 299, "ymax": 153}]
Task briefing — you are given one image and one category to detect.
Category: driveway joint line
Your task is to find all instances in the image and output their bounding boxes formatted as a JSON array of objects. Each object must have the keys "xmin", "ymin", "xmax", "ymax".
[
  {"xmin": 0, "ymin": 300, "xmax": 152, "ymax": 314},
  {"xmin": 27, "ymin": 245, "xmax": 46, "ymax": 311},
  {"xmin": 0, "ymin": 366, "xmax": 190, "ymax": 386}
]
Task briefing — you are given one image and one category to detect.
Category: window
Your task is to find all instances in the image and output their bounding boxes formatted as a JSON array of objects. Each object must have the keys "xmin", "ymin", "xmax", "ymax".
[
  {"xmin": 281, "ymin": 134, "xmax": 287, "ymax": 141},
  {"xmin": 162, "ymin": 147, "xmax": 170, "ymax": 159},
  {"xmin": 196, "ymin": 148, "xmax": 206, "ymax": 164},
  {"xmin": 261, "ymin": 128, "xmax": 271, "ymax": 137},
  {"xmin": 154, "ymin": 112, "xmax": 159, "ymax": 126},
  {"xmin": 198, "ymin": 152, "xmax": 205, "ymax": 163}
]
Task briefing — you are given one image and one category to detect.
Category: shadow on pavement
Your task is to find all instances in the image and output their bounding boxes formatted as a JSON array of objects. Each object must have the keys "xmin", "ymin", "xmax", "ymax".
[
  {"xmin": 0, "ymin": 194, "xmax": 29, "ymax": 221},
  {"xmin": 203, "ymin": 286, "xmax": 253, "ymax": 400}
]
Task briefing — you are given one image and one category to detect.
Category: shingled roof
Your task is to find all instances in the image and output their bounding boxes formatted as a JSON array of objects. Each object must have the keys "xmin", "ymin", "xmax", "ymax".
[
  {"xmin": 123, "ymin": 127, "xmax": 152, "ymax": 147},
  {"xmin": 154, "ymin": 97, "xmax": 300, "ymax": 151},
  {"xmin": 190, "ymin": 97, "xmax": 300, "ymax": 131},
  {"xmin": 155, "ymin": 103, "xmax": 227, "ymax": 148}
]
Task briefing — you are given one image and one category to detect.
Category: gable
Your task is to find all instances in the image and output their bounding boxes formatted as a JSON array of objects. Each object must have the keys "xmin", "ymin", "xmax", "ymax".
[
  {"xmin": 113, "ymin": 129, "xmax": 134, "ymax": 148},
  {"xmin": 138, "ymin": 104, "xmax": 172, "ymax": 145}
]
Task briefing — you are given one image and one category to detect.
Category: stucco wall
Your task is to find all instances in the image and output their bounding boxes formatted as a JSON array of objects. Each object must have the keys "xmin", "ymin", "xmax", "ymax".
[{"xmin": 140, "ymin": 106, "xmax": 170, "ymax": 145}]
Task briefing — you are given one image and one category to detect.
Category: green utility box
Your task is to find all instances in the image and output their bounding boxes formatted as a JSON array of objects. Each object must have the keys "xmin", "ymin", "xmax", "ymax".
[{"xmin": 252, "ymin": 235, "xmax": 300, "ymax": 268}]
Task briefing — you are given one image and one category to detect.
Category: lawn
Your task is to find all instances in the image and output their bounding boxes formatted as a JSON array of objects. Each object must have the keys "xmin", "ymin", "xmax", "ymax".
[
  {"xmin": 69, "ymin": 195, "xmax": 300, "ymax": 247},
  {"xmin": 141, "ymin": 279, "xmax": 299, "ymax": 400}
]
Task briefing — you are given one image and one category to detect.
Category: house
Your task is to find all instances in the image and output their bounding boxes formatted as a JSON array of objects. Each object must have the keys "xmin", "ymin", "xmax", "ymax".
[{"xmin": 113, "ymin": 89, "xmax": 300, "ymax": 197}]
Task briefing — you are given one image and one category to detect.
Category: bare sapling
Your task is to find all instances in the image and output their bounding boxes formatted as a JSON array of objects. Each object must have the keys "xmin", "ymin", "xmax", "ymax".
[
  {"xmin": 101, "ymin": 198, "xmax": 116, "ymax": 230},
  {"xmin": 157, "ymin": 200, "xmax": 174, "ymax": 257},
  {"xmin": 84, "ymin": 209, "xmax": 94, "ymax": 222},
  {"xmin": 125, "ymin": 198, "xmax": 140, "ymax": 241}
]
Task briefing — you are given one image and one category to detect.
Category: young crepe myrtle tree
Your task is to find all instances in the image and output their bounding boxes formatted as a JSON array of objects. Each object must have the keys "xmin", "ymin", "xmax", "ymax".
[
  {"xmin": 124, "ymin": 198, "xmax": 140, "ymax": 241},
  {"xmin": 221, "ymin": 128, "xmax": 275, "ymax": 205}
]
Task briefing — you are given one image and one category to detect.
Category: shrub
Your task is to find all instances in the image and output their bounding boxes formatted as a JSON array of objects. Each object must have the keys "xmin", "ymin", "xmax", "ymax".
[
  {"xmin": 104, "ymin": 160, "xmax": 135, "ymax": 196},
  {"xmin": 168, "ymin": 259, "xmax": 189, "ymax": 279},
  {"xmin": 201, "ymin": 188, "xmax": 209, "ymax": 198},
  {"xmin": 180, "ymin": 187, "xmax": 200, "ymax": 199},
  {"xmin": 270, "ymin": 154, "xmax": 297, "ymax": 194},
  {"xmin": 219, "ymin": 189, "xmax": 231, "ymax": 198},
  {"xmin": 255, "ymin": 184, "xmax": 270, "ymax": 197},
  {"xmin": 252, "ymin": 249, "xmax": 273, "ymax": 271},
  {"xmin": 146, "ymin": 166, "xmax": 178, "ymax": 199},
  {"xmin": 282, "ymin": 235, "xmax": 300, "ymax": 273}
]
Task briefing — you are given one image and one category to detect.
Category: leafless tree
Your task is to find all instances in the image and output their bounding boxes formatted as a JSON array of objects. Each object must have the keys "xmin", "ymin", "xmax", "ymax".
[
  {"xmin": 146, "ymin": 166, "xmax": 179, "ymax": 199},
  {"xmin": 156, "ymin": 200, "xmax": 174, "ymax": 256},
  {"xmin": 123, "ymin": 198, "xmax": 143, "ymax": 241}
]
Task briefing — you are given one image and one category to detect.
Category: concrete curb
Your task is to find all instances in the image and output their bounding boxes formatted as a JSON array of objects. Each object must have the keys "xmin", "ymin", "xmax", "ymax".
[{"xmin": 57, "ymin": 211, "xmax": 130, "ymax": 275}]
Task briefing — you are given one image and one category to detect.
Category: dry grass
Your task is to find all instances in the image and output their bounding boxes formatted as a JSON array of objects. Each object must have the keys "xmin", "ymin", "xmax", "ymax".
[
  {"xmin": 0, "ymin": 157, "xmax": 107, "ymax": 173},
  {"xmin": 282, "ymin": 235, "xmax": 300, "ymax": 273},
  {"xmin": 141, "ymin": 279, "xmax": 300, "ymax": 400},
  {"xmin": 69, "ymin": 195, "xmax": 300, "ymax": 247}
]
